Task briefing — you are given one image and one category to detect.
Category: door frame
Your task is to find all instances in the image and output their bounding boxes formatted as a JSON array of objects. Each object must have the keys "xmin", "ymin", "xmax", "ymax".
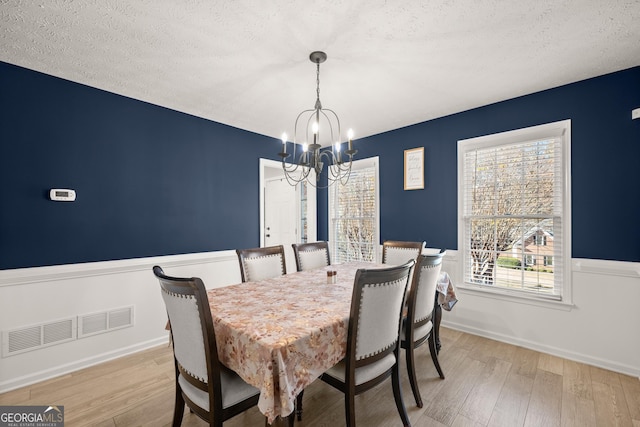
[{"xmin": 259, "ymin": 158, "xmax": 317, "ymax": 247}]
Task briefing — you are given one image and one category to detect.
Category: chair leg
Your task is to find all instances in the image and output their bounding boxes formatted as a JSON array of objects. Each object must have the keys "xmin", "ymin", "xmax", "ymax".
[
  {"xmin": 405, "ymin": 342, "xmax": 423, "ymax": 408},
  {"xmin": 434, "ymin": 300, "xmax": 442, "ymax": 354},
  {"xmin": 428, "ymin": 332, "xmax": 445, "ymax": 379},
  {"xmin": 172, "ymin": 387, "xmax": 185, "ymax": 427},
  {"xmin": 296, "ymin": 390, "xmax": 304, "ymax": 421},
  {"xmin": 345, "ymin": 392, "xmax": 356, "ymax": 427},
  {"xmin": 264, "ymin": 414, "xmax": 295, "ymax": 427},
  {"xmin": 391, "ymin": 363, "xmax": 411, "ymax": 427}
]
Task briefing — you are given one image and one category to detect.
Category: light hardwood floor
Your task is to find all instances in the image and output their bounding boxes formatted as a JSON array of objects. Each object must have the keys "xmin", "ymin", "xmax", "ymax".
[{"xmin": 1, "ymin": 328, "xmax": 638, "ymax": 427}]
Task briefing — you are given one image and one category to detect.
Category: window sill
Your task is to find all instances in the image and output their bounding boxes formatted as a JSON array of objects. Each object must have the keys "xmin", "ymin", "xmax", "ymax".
[{"xmin": 456, "ymin": 283, "xmax": 574, "ymax": 311}]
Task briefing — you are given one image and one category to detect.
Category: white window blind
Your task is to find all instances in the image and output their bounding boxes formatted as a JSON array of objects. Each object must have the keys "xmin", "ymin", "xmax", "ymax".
[
  {"xmin": 329, "ymin": 157, "xmax": 379, "ymax": 263},
  {"xmin": 458, "ymin": 120, "xmax": 571, "ymax": 302}
]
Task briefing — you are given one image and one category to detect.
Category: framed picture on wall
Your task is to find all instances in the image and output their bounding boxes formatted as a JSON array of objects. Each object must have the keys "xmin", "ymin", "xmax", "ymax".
[{"xmin": 404, "ymin": 147, "xmax": 424, "ymax": 190}]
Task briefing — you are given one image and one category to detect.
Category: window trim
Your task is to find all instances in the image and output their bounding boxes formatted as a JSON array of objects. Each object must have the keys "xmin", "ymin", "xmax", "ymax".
[
  {"xmin": 328, "ymin": 156, "xmax": 380, "ymax": 263},
  {"xmin": 457, "ymin": 120, "xmax": 572, "ymax": 307}
]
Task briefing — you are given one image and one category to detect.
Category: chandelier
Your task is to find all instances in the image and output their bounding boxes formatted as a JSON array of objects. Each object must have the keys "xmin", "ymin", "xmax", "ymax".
[{"xmin": 279, "ymin": 51, "xmax": 357, "ymax": 188}]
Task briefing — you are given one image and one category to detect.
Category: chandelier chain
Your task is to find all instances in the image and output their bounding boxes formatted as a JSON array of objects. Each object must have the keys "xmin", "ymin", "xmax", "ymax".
[{"xmin": 316, "ymin": 61, "xmax": 321, "ymax": 104}]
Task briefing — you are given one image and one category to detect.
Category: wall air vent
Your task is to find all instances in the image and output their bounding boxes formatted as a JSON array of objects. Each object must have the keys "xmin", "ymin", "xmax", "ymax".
[
  {"xmin": 1, "ymin": 307, "xmax": 134, "ymax": 356},
  {"xmin": 78, "ymin": 306, "xmax": 134, "ymax": 339},
  {"xmin": 108, "ymin": 307, "xmax": 134, "ymax": 329},
  {"xmin": 79, "ymin": 312, "xmax": 108, "ymax": 337},
  {"xmin": 2, "ymin": 318, "xmax": 76, "ymax": 357}
]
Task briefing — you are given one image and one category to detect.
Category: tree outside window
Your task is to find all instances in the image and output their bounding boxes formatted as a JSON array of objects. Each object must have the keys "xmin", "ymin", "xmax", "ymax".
[
  {"xmin": 458, "ymin": 120, "xmax": 571, "ymax": 301},
  {"xmin": 329, "ymin": 158, "xmax": 379, "ymax": 263}
]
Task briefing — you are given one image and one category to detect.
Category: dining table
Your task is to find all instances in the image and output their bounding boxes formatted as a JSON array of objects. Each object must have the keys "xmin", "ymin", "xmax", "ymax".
[{"xmin": 206, "ymin": 261, "xmax": 457, "ymax": 424}]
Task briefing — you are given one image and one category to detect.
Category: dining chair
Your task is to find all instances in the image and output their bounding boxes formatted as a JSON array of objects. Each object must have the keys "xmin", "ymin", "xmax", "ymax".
[
  {"xmin": 317, "ymin": 260, "xmax": 415, "ymax": 427},
  {"xmin": 291, "ymin": 241, "xmax": 331, "ymax": 271},
  {"xmin": 290, "ymin": 241, "xmax": 331, "ymax": 420},
  {"xmin": 382, "ymin": 240, "xmax": 424, "ymax": 265},
  {"xmin": 153, "ymin": 266, "xmax": 260, "ymax": 427},
  {"xmin": 236, "ymin": 245, "xmax": 286, "ymax": 282},
  {"xmin": 400, "ymin": 251, "xmax": 445, "ymax": 408}
]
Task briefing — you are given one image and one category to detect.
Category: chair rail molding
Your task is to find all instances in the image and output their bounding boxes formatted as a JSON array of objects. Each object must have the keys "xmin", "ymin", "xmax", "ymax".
[
  {"xmin": 0, "ymin": 250, "xmax": 237, "ymax": 287},
  {"xmin": 572, "ymin": 258, "xmax": 640, "ymax": 278}
]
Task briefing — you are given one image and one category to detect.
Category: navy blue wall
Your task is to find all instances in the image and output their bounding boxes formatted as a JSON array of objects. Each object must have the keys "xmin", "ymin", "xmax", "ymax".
[
  {"xmin": 0, "ymin": 62, "xmax": 280, "ymax": 269},
  {"xmin": 2, "ymin": 62, "xmax": 639, "ymax": 269},
  {"xmin": 319, "ymin": 66, "xmax": 640, "ymax": 262}
]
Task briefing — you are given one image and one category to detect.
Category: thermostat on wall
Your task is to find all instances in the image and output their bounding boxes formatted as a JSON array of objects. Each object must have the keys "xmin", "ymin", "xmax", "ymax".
[{"xmin": 49, "ymin": 189, "xmax": 76, "ymax": 202}]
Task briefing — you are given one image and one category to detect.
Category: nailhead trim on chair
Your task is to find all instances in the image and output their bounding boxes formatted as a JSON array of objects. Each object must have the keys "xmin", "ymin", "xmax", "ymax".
[{"xmin": 244, "ymin": 254, "xmax": 284, "ymax": 281}]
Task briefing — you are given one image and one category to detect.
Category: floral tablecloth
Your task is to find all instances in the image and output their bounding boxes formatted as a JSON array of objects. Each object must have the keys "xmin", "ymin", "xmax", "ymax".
[
  {"xmin": 436, "ymin": 271, "xmax": 458, "ymax": 311},
  {"xmin": 207, "ymin": 262, "xmax": 372, "ymax": 423},
  {"xmin": 206, "ymin": 262, "xmax": 457, "ymax": 423}
]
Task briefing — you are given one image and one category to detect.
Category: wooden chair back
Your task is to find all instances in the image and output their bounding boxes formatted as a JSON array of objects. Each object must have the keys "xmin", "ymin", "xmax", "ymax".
[
  {"xmin": 382, "ymin": 240, "xmax": 424, "ymax": 265},
  {"xmin": 292, "ymin": 241, "xmax": 331, "ymax": 271},
  {"xmin": 236, "ymin": 245, "xmax": 286, "ymax": 282}
]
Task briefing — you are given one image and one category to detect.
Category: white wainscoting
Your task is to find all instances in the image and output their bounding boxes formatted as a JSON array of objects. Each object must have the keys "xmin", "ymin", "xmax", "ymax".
[
  {"xmin": 440, "ymin": 252, "xmax": 640, "ymax": 378},
  {"xmin": 1, "ymin": 250, "xmax": 638, "ymax": 393},
  {"xmin": 0, "ymin": 251, "xmax": 241, "ymax": 393}
]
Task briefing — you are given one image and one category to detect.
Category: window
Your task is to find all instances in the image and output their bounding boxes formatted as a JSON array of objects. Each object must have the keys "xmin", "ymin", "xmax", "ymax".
[
  {"xmin": 329, "ymin": 157, "xmax": 380, "ymax": 263},
  {"xmin": 533, "ymin": 234, "xmax": 547, "ymax": 246},
  {"xmin": 458, "ymin": 120, "xmax": 571, "ymax": 302}
]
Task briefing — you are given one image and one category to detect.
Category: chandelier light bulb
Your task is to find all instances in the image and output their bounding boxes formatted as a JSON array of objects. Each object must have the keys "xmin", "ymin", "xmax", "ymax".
[
  {"xmin": 312, "ymin": 122, "xmax": 319, "ymax": 134},
  {"xmin": 335, "ymin": 142, "xmax": 341, "ymax": 152},
  {"xmin": 281, "ymin": 133, "xmax": 287, "ymax": 144},
  {"xmin": 347, "ymin": 128, "xmax": 354, "ymax": 140},
  {"xmin": 302, "ymin": 142, "xmax": 308, "ymax": 152}
]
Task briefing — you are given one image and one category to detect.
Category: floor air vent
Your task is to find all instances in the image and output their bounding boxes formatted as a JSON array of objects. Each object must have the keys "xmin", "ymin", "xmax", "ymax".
[
  {"xmin": 78, "ymin": 306, "xmax": 134, "ymax": 339},
  {"xmin": 2, "ymin": 318, "xmax": 76, "ymax": 357}
]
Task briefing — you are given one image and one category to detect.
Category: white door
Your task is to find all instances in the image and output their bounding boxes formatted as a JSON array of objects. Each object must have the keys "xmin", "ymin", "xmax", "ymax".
[
  {"xmin": 264, "ymin": 178, "xmax": 298, "ymax": 247},
  {"xmin": 260, "ymin": 159, "xmax": 317, "ymax": 274}
]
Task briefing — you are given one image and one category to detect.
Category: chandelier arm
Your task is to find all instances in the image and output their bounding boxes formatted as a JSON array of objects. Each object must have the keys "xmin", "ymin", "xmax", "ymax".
[
  {"xmin": 281, "ymin": 145, "xmax": 302, "ymax": 173},
  {"xmin": 318, "ymin": 108, "xmax": 341, "ymax": 145},
  {"xmin": 281, "ymin": 160, "xmax": 301, "ymax": 174},
  {"xmin": 294, "ymin": 108, "xmax": 317, "ymax": 144},
  {"xmin": 282, "ymin": 149, "xmax": 310, "ymax": 175},
  {"xmin": 325, "ymin": 161, "xmax": 352, "ymax": 186},
  {"xmin": 305, "ymin": 113, "xmax": 316, "ymax": 149},
  {"xmin": 318, "ymin": 150, "xmax": 335, "ymax": 171},
  {"xmin": 339, "ymin": 168, "xmax": 353, "ymax": 186},
  {"xmin": 330, "ymin": 164, "xmax": 348, "ymax": 180},
  {"xmin": 282, "ymin": 163, "xmax": 311, "ymax": 186},
  {"xmin": 333, "ymin": 159, "xmax": 353, "ymax": 172}
]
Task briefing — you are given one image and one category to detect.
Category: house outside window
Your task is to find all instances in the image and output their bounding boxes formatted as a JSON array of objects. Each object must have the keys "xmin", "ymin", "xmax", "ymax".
[
  {"xmin": 458, "ymin": 120, "xmax": 571, "ymax": 302},
  {"xmin": 329, "ymin": 157, "xmax": 380, "ymax": 263}
]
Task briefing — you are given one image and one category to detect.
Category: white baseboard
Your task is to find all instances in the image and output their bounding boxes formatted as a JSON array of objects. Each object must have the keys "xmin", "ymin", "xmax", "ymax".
[{"xmin": 441, "ymin": 320, "xmax": 640, "ymax": 379}]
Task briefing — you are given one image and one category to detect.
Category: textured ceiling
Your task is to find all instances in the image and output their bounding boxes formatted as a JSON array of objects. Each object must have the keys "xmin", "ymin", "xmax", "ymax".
[{"xmin": 1, "ymin": 0, "xmax": 640, "ymax": 144}]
